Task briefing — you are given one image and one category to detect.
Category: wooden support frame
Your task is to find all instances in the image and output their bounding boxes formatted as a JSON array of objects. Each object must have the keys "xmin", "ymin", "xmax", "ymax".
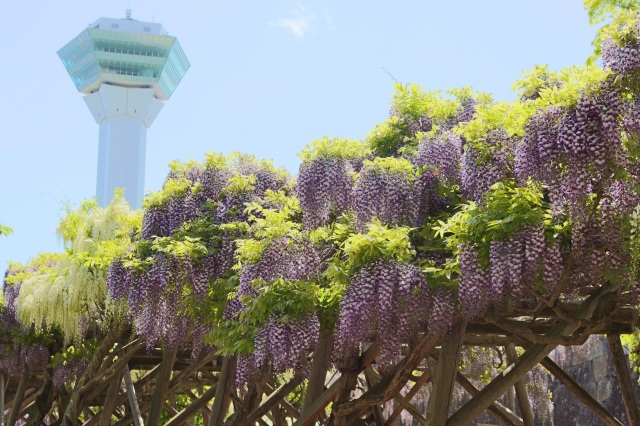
[
  {"xmin": 447, "ymin": 283, "xmax": 617, "ymax": 425},
  {"xmin": 607, "ymin": 334, "xmax": 640, "ymax": 426},
  {"xmin": 427, "ymin": 320, "xmax": 467, "ymax": 426}
]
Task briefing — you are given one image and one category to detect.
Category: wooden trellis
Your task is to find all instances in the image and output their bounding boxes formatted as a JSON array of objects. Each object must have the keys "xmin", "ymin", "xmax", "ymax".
[{"xmin": 2, "ymin": 280, "xmax": 639, "ymax": 426}]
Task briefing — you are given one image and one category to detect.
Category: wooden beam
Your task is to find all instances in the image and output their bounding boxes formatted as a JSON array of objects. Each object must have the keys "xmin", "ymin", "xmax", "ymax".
[
  {"xmin": 63, "ymin": 328, "xmax": 121, "ymax": 425},
  {"xmin": 7, "ymin": 369, "xmax": 28, "ymax": 426},
  {"xmin": 293, "ymin": 377, "xmax": 342, "ymax": 426},
  {"xmin": 23, "ymin": 379, "xmax": 55, "ymax": 426},
  {"xmin": 146, "ymin": 344, "xmax": 179, "ymax": 426},
  {"xmin": 207, "ymin": 356, "xmax": 235, "ymax": 426},
  {"xmin": 123, "ymin": 363, "xmax": 144, "ymax": 426},
  {"xmin": 446, "ymin": 284, "xmax": 616, "ymax": 425},
  {"xmin": 247, "ymin": 375, "xmax": 302, "ymax": 424},
  {"xmin": 385, "ymin": 368, "xmax": 430, "ymax": 426},
  {"xmin": 263, "ymin": 381, "xmax": 300, "ymax": 420},
  {"xmin": 364, "ymin": 369, "xmax": 387, "ymax": 426},
  {"xmin": 538, "ymin": 354, "xmax": 622, "ymax": 426},
  {"xmin": 163, "ymin": 385, "xmax": 217, "ymax": 426},
  {"xmin": 302, "ymin": 328, "xmax": 334, "ymax": 412},
  {"xmin": 453, "ymin": 368, "xmax": 522, "ymax": 426},
  {"xmin": 427, "ymin": 320, "xmax": 466, "ymax": 426},
  {"xmin": 97, "ymin": 369, "xmax": 123, "ymax": 426},
  {"xmin": 505, "ymin": 343, "xmax": 534, "ymax": 426},
  {"xmin": 607, "ymin": 334, "xmax": 640, "ymax": 426},
  {"xmin": 366, "ymin": 367, "xmax": 426, "ymax": 425}
]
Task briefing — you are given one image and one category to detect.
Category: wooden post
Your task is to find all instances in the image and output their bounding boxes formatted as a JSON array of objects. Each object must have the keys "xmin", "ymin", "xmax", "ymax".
[
  {"xmin": 607, "ymin": 334, "xmax": 640, "ymax": 426},
  {"xmin": 7, "ymin": 369, "xmax": 29, "ymax": 426},
  {"xmin": 147, "ymin": 344, "xmax": 179, "ymax": 426},
  {"xmin": 363, "ymin": 369, "xmax": 386, "ymax": 426},
  {"xmin": 208, "ymin": 357, "xmax": 236, "ymax": 426},
  {"xmin": 302, "ymin": 328, "xmax": 334, "ymax": 412},
  {"xmin": 505, "ymin": 343, "xmax": 534, "ymax": 426},
  {"xmin": 427, "ymin": 320, "xmax": 466, "ymax": 426},
  {"xmin": 122, "ymin": 362, "xmax": 144, "ymax": 426}
]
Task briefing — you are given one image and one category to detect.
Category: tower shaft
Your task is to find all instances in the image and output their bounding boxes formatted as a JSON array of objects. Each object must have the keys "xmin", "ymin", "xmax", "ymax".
[{"xmin": 84, "ymin": 84, "xmax": 163, "ymax": 208}]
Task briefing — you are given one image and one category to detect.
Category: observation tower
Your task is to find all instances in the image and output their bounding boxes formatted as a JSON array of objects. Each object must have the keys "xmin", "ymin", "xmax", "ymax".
[{"xmin": 58, "ymin": 11, "xmax": 190, "ymax": 208}]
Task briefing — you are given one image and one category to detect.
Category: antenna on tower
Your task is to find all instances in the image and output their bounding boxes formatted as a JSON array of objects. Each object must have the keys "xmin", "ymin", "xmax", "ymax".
[{"xmin": 126, "ymin": 8, "xmax": 132, "ymax": 20}]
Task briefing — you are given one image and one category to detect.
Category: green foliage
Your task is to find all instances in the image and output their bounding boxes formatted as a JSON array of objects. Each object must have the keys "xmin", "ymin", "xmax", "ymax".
[
  {"xmin": 366, "ymin": 115, "xmax": 413, "ymax": 157},
  {"xmin": 454, "ymin": 100, "xmax": 537, "ymax": 142},
  {"xmin": 391, "ymin": 83, "xmax": 459, "ymax": 124},
  {"xmin": 584, "ymin": 0, "xmax": 640, "ymax": 61},
  {"xmin": 298, "ymin": 136, "xmax": 370, "ymax": 163},
  {"xmin": 17, "ymin": 193, "xmax": 141, "ymax": 343},
  {"xmin": 142, "ymin": 176, "xmax": 194, "ymax": 210},
  {"xmin": 50, "ymin": 338, "xmax": 99, "ymax": 367},
  {"xmin": 0, "ymin": 224, "xmax": 12, "ymax": 237},
  {"xmin": 431, "ymin": 180, "xmax": 555, "ymax": 267},
  {"xmin": 235, "ymin": 191, "xmax": 302, "ymax": 264}
]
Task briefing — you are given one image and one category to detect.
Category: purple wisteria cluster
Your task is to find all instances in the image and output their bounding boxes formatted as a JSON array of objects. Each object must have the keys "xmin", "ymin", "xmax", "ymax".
[
  {"xmin": 110, "ymin": 157, "xmax": 291, "ymax": 353},
  {"xmin": 333, "ymin": 260, "xmax": 430, "ymax": 368},
  {"xmin": 230, "ymin": 238, "xmax": 322, "ymax": 386},
  {"xmin": 254, "ymin": 313, "xmax": 319, "ymax": 374},
  {"xmin": 461, "ymin": 130, "xmax": 514, "ymax": 204},
  {"xmin": 353, "ymin": 161, "xmax": 432, "ymax": 229},
  {"xmin": 296, "ymin": 156, "xmax": 358, "ymax": 229},
  {"xmin": 413, "ymin": 131, "xmax": 463, "ymax": 187},
  {"xmin": 602, "ymin": 33, "xmax": 640, "ymax": 77},
  {"xmin": 457, "ymin": 225, "xmax": 564, "ymax": 319},
  {"xmin": 515, "ymin": 83, "xmax": 624, "ymax": 217}
]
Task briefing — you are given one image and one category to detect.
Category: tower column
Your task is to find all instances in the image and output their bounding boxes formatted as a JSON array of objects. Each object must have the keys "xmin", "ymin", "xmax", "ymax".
[{"xmin": 83, "ymin": 84, "xmax": 163, "ymax": 208}]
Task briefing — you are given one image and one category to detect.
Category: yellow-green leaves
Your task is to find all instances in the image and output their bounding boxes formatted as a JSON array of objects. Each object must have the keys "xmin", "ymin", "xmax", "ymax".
[
  {"xmin": 298, "ymin": 136, "xmax": 370, "ymax": 163},
  {"xmin": 0, "ymin": 224, "xmax": 13, "ymax": 236},
  {"xmin": 340, "ymin": 220, "xmax": 414, "ymax": 269},
  {"xmin": 235, "ymin": 191, "xmax": 302, "ymax": 264},
  {"xmin": 584, "ymin": 0, "xmax": 640, "ymax": 61},
  {"xmin": 455, "ymin": 101, "xmax": 536, "ymax": 142},
  {"xmin": 392, "ymin": 83, "xmax": 459, "ymax": 124}
]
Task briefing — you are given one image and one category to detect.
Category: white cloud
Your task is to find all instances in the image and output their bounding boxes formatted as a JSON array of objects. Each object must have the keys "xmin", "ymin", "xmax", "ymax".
[{"xmin": 270, "ymin": 3, "xmax": 315, "ymax": 37}]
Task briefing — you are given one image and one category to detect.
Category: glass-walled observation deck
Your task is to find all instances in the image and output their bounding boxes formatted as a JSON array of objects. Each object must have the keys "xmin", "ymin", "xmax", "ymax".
[{"xmin": 58, "ymin": 22, "xmax": 189, "ymax": 100}]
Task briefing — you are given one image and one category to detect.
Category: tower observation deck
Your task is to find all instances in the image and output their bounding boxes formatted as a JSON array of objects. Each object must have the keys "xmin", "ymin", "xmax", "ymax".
[{"xmin": 58, "ymin": 14, "xmax": 190, "ymax": 208}]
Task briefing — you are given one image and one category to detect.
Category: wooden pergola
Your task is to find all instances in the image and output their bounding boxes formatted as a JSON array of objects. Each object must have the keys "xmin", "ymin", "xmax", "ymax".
[{"xmin": 2, "ymin": 281, "xmax": 639, "ymax": 426}]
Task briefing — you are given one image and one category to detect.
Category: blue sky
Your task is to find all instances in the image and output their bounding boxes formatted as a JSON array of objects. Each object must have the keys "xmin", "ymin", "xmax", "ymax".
[{"xmin": 0, "ymin": 0, "xmax": 597, "ymax": 271}]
